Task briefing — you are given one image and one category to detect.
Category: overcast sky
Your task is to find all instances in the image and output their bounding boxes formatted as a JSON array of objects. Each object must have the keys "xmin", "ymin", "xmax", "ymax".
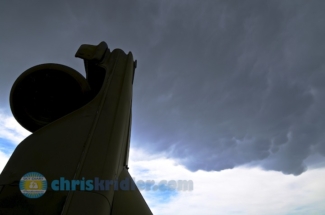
[{"xmin": 1, "ymin": 0, "xmax": 325, "ymax": 214}]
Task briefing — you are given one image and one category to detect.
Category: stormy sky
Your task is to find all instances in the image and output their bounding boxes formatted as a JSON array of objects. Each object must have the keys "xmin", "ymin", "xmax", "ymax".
[{"xmin": 1, "ymin": 0, "xmax": 325, "ymax": 214}]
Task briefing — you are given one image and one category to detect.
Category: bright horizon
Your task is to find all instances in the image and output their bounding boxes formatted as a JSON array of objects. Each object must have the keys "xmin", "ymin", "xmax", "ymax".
[{"xmin": 0, "ymin": 112, "xmax": 325, "ymax": 214}]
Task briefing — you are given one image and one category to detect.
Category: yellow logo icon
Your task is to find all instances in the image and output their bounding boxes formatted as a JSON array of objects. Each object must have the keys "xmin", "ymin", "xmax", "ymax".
[{"xmin": 19, "ymin": 172, "xmax": 47, "ymax": 198}]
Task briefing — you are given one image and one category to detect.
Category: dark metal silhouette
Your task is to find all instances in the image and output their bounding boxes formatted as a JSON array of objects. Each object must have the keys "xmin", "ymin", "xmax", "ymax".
[{"xmin": 0, "ymin": 42, "xmax": 152, "ymax": 215}]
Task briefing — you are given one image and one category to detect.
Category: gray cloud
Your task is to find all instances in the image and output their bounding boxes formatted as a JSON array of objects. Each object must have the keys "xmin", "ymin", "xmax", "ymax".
[{"xmin": 1, "ymin": 0, "xmax": 325, "ymax": 175}]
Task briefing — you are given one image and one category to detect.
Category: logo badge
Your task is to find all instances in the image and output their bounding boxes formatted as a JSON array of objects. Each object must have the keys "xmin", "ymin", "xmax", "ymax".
[{"xmin": 19, "ymin": 172, "xmax": 47, "ymax": 198}]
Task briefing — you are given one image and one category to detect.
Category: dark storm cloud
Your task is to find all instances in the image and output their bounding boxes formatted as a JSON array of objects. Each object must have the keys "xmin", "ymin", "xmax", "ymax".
[
  {"xmin": 131, "ymin": 0, "xmax": 325, "ymax": 175},
  {"xmin": 1, "ymin": 0, "xmax": 325, "ymax": 175}
]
